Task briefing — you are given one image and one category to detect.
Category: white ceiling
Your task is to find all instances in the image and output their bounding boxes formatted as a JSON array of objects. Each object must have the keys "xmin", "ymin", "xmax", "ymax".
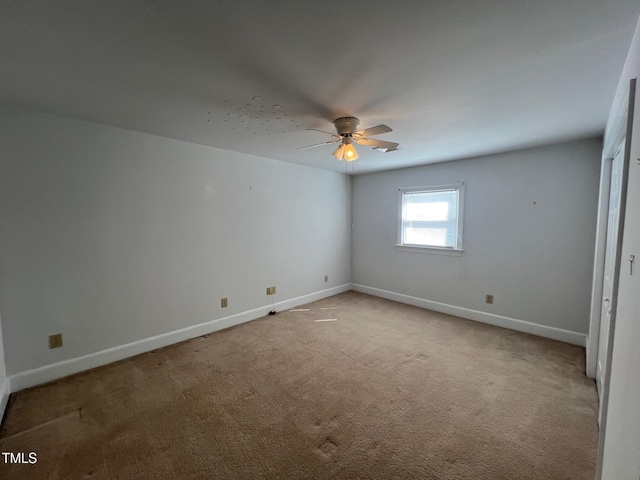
[{"xmin": 1, "ymin": 1, "xmax": 639, "ymax": 174}]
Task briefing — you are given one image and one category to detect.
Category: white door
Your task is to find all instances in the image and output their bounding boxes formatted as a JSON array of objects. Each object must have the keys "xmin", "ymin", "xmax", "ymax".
[
  {"xmin": 598, "ymin": 80, "xmax": 640, "ymax": 480},
  {"xmin": 596, "ymin": 145, "xmax": 624, "ymax": 416}
]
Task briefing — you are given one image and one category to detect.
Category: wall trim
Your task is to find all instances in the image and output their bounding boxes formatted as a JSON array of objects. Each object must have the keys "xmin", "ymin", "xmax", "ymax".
[
  {"xmin": 9, "ymin": 284, "xmax": 351, "ymax": 392},
  {"xmin": 352, "ymin": 284, "xmax": 587, "ymax": 347},
  {"xmin": 0, "ymin": 377, "xmax": 9, "ymax": 424}
]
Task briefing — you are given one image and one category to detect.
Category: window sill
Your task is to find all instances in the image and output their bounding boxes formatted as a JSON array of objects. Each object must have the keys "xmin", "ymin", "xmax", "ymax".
[{"xmin": 395, "ymin": 245, "xmax": 464, "ymax": 256}]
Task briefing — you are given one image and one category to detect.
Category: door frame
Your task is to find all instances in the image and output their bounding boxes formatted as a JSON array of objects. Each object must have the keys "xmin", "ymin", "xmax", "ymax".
[
  {"xmin": 593, "ymin": 78, "xmax": 636, "ymax": 479},
  {"xmin": 586, "ymin": 85, "xmax": 631, "ymax": 380}
]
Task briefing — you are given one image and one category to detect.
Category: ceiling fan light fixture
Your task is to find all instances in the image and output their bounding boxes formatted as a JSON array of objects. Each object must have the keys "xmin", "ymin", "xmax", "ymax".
[
  {"xmin": 297, "ymin": 116, "xmax": 397, "ymax": 162},
  {"xmin": 332, "ymin": 144, "xmax": 345, "ymax": 160},
  {"xmin": 344, "ymin": 143, "xmax": 358, "ymax": 161}
]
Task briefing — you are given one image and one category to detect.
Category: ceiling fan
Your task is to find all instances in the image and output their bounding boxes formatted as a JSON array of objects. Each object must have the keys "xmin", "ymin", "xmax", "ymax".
[{"xmin": 297, "ymin": 117, "xmax": 400, "ymax": 161}]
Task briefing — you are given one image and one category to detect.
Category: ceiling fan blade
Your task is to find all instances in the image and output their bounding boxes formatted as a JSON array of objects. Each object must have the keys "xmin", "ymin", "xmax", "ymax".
[
  {"xmin": 297, "ymin": 139, "xmax": 340, "ymax": 151},
  {"xmin": 305, "ymin": 128, "xmax": 341, "ymax": 138},
  {"xmin": 355, "ymin": 137, "xmax": 400, "ymax": 152},
  {"xmin": 354, "ymin": 124, "xmax": 392, "ymax": 137}
]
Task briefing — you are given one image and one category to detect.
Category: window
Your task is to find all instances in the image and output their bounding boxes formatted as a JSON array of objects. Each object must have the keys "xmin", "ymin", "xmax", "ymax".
[{"xmin": 397, "ymin": 183, "xmax": 465, "ymax": 254}]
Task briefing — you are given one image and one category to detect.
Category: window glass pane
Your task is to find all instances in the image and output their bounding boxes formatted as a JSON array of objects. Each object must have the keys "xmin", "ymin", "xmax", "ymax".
[
  {"xmin": 406, "ymin": 201, "xmax": 449, "ymax": 221},
  {"xmin": 401, "ymin": 188, "xmax": 459, "ymax": 248},
  {"xmin": 404, "ymin": 227, "xmax": 448, "ymax": 247}
]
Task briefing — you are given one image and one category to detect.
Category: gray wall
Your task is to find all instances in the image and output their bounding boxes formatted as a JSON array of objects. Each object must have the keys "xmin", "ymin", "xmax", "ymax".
[
  {"xmin": 0, "ymin": 110, "xmax": 351, "ymax": 376},
  {"xmin": 352, "ymin": 139, "xmax": 602, "ymax": 334}
]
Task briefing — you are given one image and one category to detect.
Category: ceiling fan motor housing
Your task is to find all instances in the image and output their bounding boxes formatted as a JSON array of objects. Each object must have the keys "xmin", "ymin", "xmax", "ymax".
[{"xmin": 334, "ymin": 117, "xmax": 360, "ymax": 136}]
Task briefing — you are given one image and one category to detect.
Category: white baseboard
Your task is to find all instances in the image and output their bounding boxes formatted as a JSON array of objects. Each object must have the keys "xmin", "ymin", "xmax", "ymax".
[
  {"xmin": 352, "ymin": 284, "xmax": 587, "ymax": 347},
  {"xmin": 0, "ymin": 377, "xmax": 10, "ymax": 423},
  {"xmin": 9, "ymin": 284, "xmax": 351, "ymax": 392}
]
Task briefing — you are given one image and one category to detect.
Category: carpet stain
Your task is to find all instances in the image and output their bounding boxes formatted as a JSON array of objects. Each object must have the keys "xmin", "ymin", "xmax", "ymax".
[
  {"xmin": 366, "ymin": 440, "xmax": 381, "ymax": 453},
  {"xmin": 317, "ymin": 437, "xmax": 338, "ymax": 457}
]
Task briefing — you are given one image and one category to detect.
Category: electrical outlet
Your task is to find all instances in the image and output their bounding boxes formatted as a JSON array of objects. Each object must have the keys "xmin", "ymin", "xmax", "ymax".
[
  {"xmin": 266, "ymin": 287, "xmax": 271, "ymax": 295},
  {"xmin": 221, "ymin": 297, "xmax": 228, "ymax": 308},
  {"xmin": 49, "ymin": 333, "xmax": 63, "ymax": 349},
  {"xmin": 486, "ymin": 294, "xmax": 494, "ymax": 304},
  {"xmin": 324, "ymin": 275, "xmax": 328, "ymax": 282},
  {"xmin": 271, "ymin": 286, "xmax": 276, "ymax": 295}
]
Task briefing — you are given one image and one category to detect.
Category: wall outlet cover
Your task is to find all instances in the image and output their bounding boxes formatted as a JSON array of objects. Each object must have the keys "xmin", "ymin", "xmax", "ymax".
[{"xmin": 49, "ymin": 334, "xmax": 63, "ymax": 349}]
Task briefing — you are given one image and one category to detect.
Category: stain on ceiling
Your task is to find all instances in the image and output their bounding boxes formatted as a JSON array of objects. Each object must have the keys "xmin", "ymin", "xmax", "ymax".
[{"xmin": 1, "ymin": 0, "xmax": 639, "ymax": 174}]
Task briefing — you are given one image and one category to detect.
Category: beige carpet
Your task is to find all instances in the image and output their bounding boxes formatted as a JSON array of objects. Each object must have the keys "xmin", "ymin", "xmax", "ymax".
[{"xmin": 0, "ymin": 292, "xmax": 598, "ymax": 479}]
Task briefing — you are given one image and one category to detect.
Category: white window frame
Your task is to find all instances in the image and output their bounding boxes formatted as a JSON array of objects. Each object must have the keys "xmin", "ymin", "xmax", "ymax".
[{"xmin": 396, "ymin": 182, "xmax": 465, "ymax": 256}]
